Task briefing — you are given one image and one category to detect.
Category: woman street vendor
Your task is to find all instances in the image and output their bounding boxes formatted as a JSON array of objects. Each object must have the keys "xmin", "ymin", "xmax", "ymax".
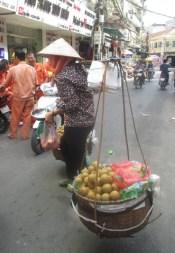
[{"xmin": 38, "ymin": 38, "xmax": 95, "ymax": 186}]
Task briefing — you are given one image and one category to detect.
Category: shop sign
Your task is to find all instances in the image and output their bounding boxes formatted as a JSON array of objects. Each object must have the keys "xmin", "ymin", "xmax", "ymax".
[
  {"xmin": 0, "ymin": 0, "xmax": 17, "ymax": 11},
  {"xmin": 94, "ymin": 31, "xmax": 101, "ymax": 44},
  {"xmin": 17, "ymin": 0, "xmax": 41, "ymax": 21},
  {"xmin": 16, "ymin": 0, "xmax": 95, "ymax": 36}
]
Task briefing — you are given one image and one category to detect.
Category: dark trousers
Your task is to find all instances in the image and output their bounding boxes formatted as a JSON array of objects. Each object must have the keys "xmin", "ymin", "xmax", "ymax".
[{"xmin": 60, "ymin": 126, "xmax": 92, "ymax": 179}]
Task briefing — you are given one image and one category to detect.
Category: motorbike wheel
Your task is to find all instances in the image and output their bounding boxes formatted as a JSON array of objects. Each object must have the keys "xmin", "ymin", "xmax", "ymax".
[
  {"xmin": 134, "ymin": 79, "xmax": 139, "ymax": 88},
  {"xmin": 0, "ymin": 113, "xmax": 9, "ymax": 134},
  {"xmin": 148, "ymin": 72, "xmax": 151, "ymax": 82},
  {"xmin": 31, "ymin": 129, "xmax": 44, "ymax": 155},
  {"xmin": 139, "ymin": 79, "xmax": 143, "ymax": 88}
]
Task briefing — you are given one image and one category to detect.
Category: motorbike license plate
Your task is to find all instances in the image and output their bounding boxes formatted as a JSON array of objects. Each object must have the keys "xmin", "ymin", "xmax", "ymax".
[
  {"xmin": 137, "ymin": 73, "xmax": 142, "ymax": 77},
  {"xmin": 160, "ymin": 78, "xmax": 165, "ymax": 81},
  {"xmin": 0, "ymin": 105, "xmax": 10, "ymax": 114}
]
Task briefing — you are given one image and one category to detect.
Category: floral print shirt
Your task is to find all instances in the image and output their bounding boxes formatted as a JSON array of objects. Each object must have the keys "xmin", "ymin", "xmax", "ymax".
[{"xmin": 55, "ymin": 62, "xmax": 95, "ymax": 127}]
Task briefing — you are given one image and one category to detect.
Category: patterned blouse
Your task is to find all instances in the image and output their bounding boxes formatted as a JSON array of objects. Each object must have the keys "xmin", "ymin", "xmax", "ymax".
[{"xmin": 55, "ymin": 61, "xmax": 95, "ymax": 127}]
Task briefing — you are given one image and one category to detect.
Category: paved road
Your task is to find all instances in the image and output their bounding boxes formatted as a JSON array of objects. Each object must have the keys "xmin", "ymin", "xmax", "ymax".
[{"xmin": 0, "ymin": 74, "xmax": 175, "ymax": 253}]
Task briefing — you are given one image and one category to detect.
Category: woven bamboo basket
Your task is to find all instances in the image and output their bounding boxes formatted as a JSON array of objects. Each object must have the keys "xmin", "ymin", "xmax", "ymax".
[{"xmin": 72, "ymin": 190, "xmax": 153, "ymax": 238}]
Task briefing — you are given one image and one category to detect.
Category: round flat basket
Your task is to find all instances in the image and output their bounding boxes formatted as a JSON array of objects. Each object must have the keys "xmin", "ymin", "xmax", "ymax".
[{"xmin": 72, "ymin": 190, "xmax": 153, "ymax": 238}]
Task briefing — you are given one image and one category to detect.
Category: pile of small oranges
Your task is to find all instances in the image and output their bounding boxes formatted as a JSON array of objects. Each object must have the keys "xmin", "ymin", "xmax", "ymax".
[{"xmin": 74, "ymin": 161, "xmax": 120, "ymax": 202}]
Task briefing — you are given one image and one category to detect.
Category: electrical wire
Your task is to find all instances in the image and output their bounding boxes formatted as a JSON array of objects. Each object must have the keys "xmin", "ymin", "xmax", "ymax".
[{"xmin": 126, "ymin": 0, "xmax": 175, "ymax": 19}]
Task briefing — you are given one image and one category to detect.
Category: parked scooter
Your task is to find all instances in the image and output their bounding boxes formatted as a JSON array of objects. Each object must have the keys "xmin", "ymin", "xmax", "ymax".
[
  {"xmin": 0, "ymin": 89, "xmax": 10, "ymax": 133},
  {"xmin": 31, "ymin": 82, "xmax": 62, "ymax": 155},
  {"xmin": 133, "ymin": 69, "xmax": 144, "ymax": 88}
]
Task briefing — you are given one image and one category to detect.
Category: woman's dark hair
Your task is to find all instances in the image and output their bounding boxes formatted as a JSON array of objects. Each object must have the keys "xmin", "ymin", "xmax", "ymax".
[
  {"xmin": 0, "ymin": 59, "xmax": 9, "ymax": 71},
  {"xmin": 15, "ymin": 49, "xmax": 26, "ymax": 61}
]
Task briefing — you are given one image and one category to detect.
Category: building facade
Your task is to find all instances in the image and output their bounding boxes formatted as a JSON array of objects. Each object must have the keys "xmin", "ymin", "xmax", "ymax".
[
  {"xmin": 0, "ymin": 0, "xmax": 96, "ymax": 60},
  {"xmin": 149, "ymin": 28, "xmax": 175, "ymax": 57},
  {"xmin": 95, "ymin": 0, "xmax": 145, "ymax": 59}
]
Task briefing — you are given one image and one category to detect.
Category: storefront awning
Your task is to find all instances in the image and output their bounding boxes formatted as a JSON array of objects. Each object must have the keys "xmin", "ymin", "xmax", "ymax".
[{"xmin": 103, "ymin": 27, "xmax": 124, "ymax": 39}]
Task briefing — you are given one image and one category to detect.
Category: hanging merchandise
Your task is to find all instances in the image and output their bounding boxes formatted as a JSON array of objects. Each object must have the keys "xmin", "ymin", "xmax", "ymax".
[
  {"xmin": 87, "ymin": 60, "xmax": 121, "ymax": 92},
  {"xmin": 40, "ymin": 122, "xmax": 59, "ymax": 150},
  {"xmin": 72, "ymin": 57, "xmax": 160, "ymax": 238}
]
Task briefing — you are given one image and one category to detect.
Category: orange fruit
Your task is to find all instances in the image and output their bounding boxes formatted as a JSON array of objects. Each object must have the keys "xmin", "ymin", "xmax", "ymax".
[
  {"xmin": 110, "ymin": 191, "xmax": 120, "ymax": 201},
  {"xmin": 87, "ymin": 190, "xmax": 96, "ymax": 200},
  {"xmin": 75, "ymin": 176, "xmax": 83, "ymax": 184},
  {"xmin": 100, "ymin": 174, "xmax": 113, "ymax": 185},
  {"xmin": 96, "ymin": 186, "xmax": 102, "ymax": 194},
  {"xmin": 101, "ymin": 193, "xmax": 110, "ymax": 201},
  {"xmin": 95, "ymin": 193, "xmax": 101, "ymax": 201},
  {"xmin": 79, "ymin": 186, "xmax": 89, "ymax": 196},
  {"xmin": 102, "ymin": 183, "xmax": 112, "ymax": 193},
  {"xmin": 112, "ymin": 182, "xmax": 120, "ymax": 191},
  {"xmin": 88, "ymin": 173, "xmax": 97, "ymax": 184},
  {"xmin": 84, "ymin": 176, "xmax": 89, "ymax": 186}
]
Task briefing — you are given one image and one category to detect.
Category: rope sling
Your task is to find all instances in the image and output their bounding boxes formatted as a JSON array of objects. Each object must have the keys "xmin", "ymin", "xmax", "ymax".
[{"xmin": 72, "ymin": 58, "xmax": 154, "ymax": 237}]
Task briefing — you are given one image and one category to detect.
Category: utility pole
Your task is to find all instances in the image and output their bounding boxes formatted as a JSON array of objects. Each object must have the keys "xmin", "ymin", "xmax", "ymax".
[
  {"xmin": 93, "ymin": 0, "xmax": 104, "ymax": 60},
  {"xmin": 99, "ymin": 0, "xmax": 104, "ymax": 60},
  {"xmin": 140, "ymin": 0, "xmax": 147, "ymax": 57}
]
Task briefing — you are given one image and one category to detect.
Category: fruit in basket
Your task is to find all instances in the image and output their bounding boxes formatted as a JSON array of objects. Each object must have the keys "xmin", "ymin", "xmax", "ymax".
[
  {"xmin": 84, "ymin": 176, "xmax": 89, "ymax": 186},
  {"xmin": 88, "ymin": 165, "xmax": 95, "ymax": 172},
  {"xmin": 88, "ymin": 173, "xmax": 96, "ymax": 184},
  {"xmin": 96, "ymin": 186, "xmax": 102, "ymax": 194},
  {"xmin": 112, "ymin": 182, "xmax": 120, "ymax": 191},
  {"xmin": 101, "ymin": 193, "xmax": 110, "ymax": 201},
  {"xmin": 100, "ymin": 174, "xmax": 113, "ymax": 185},
  {"xmin": 82, "ymin": 172, "xmax": 89, "ymax": 179},
  {"xmin": 79, "ymin": 186, "xmax": 89, "ymax": 196},
  {"xmin": 81, "ymin": 167, "xmax": 88, "ymax": 173},
  {"xmin": 75, "ymin": 176, "xmax": 83, "ymax": 184},
  {"xmin": 102, "ymin": 183, "xmax": 112, "ymax": 193},
  {"xmin": 74, "ymin": 161, "xmax": 122, "ymax": 202},
  {"xmin": 95, "ymin": 193, "xmax": 101, "ymax": 201},
  {"xmin": 110, "ymin": 190, "xmax": 120, "ymax": 201},
  {"xmin": 87, "ymin": 190, "xmax": 96, "ymax": 200}
]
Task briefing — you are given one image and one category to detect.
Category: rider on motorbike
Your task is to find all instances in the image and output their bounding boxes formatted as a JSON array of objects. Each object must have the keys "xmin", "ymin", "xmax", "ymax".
[
  {"xmin": 160, "ymin": 59, "xmax": 170, "ymax": 84},
  {"xmin": 146, "ymin": 61, "xmax": 154, "ymax": 80},
  {"xmin": 134, "ymin": 60, "xmax": 146, "ymax": 84}
]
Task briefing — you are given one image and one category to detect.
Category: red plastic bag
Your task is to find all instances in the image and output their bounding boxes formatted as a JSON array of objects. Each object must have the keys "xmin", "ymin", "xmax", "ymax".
[
  {"xmin": 112, "ymin": 160, "xmax": 151, "ymax": 189},
  {"xmin": 41, "ymin": 122, "xmax": 59, "ymax": 150}
]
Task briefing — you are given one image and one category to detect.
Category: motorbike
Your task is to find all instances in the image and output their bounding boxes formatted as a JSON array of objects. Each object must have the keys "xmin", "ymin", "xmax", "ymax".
[
  {"xmin": 159, "ymin": 73, "xmax": 169, "ymax": 90},
  {"xmin": 126, "ymin": 66, "xmax": 134, "ymax": 79},
  {"xmin": 147, "ymin": 68, "xmax": 154, "ymax": 82},
  {"xmin": 31, "ymin": 82, "xmax": 62, "ymax": 155},
  {"xmin": 133, "ymin": 69, "xmax": 144, "ymax": 88},
  {"xmin": 31, "ymin": 83, "xmax": 97, "ymax": 158},
  {"xmin": 0, "ymin": 90, "xmax": 10, "ymax": 133}
]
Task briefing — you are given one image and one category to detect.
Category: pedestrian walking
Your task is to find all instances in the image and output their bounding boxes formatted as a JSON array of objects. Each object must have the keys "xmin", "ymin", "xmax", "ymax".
[
  {"xmin": 0, "ymin": 49, "xmax": 36, "ymax": 139},
  {"xmin": 39, "ymin": 38, "xmax": 95, "ymax": 185}
]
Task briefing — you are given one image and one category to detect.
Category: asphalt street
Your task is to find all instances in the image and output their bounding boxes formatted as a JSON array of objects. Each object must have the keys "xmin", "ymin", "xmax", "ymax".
[{"xmin": 0, "ymin": 71, "xmax": 175, "ymax": 253}]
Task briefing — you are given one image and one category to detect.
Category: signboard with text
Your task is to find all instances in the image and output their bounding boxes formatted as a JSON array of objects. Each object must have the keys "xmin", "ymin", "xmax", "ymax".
[{"xmin": 10, "ymin": 0, "xmax": 95, "ymax": 37}]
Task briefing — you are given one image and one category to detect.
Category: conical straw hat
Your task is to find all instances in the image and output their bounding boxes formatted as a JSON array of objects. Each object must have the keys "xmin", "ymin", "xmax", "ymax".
[{"xmin": 38, "ymin": 38, "xmax": 82, "ymax": 59}]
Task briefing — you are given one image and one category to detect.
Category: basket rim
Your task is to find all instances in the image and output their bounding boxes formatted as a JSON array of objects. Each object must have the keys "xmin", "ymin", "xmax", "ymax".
[{"xmin": 73, "ymin": 187, "xmax": 148, "ymax": 206}]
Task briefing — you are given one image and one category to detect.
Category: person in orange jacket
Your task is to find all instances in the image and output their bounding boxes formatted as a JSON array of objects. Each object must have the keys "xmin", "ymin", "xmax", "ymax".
[
  {"xmin": 0, "ymin": 49, "xmax": 36, "ymax": 140},
  {"xmin": 0, "ymin": 59, "xmax": 13, "ymax": 109},
  {"xmin": 43, "ymin": 59, "xmax": 55, "ymax": 81},
  {"xmin": 27, "ymin": 52, "xmax": 47, "ymax": 99}
]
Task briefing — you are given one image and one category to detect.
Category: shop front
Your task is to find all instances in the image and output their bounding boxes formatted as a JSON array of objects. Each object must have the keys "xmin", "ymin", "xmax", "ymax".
[
  {"xmin": 7, "ymin": 23, "xmax": 42, "ymax": 63},
  {"xmin": 0, "ymin": 0, "xmax": 95, "ymax": 61}
]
